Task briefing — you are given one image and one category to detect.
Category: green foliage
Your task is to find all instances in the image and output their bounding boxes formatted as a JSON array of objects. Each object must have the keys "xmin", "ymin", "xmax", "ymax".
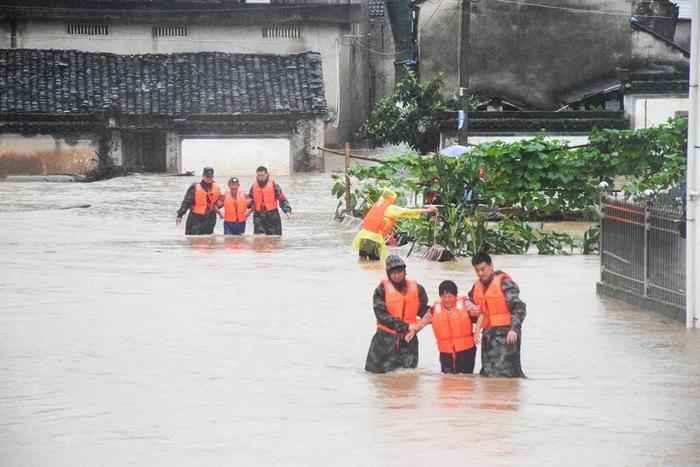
[
  {"xmin": 337, "ymin": 117, "xmax": 687, "ymax": 257},
  {"xmin": 581, "ymin": 224, "xmax": 600, "ymax": 255},
  {"xmin": 355, "ymin": 70, "xmax": 457, "ymax": 154},
  {"xmin": 585, "ymin": 117, "xmax": 688, "ymax": 190}
]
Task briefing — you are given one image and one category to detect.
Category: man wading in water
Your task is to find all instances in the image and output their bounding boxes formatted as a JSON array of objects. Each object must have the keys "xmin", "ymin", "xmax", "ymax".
[
  {"xmin": 247, "ymin": 166, "xmax": 292, "ymax": 235},
  {"xmin": 365, "ymin": 255, "xmax": 431, "ymax": 373},
  {"xmin": 468, "ymin": 251, "xmax": 526, "ymax": 378},
  {"xmin": 176, "ymin": 167, "xmax": 223, "ymax": 235}
]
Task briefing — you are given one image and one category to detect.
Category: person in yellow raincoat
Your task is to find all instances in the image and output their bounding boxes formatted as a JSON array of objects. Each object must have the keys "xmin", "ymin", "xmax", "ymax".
[{"xmin": 351, "ymin": 188, "xmax": 438, "ymax": 261}]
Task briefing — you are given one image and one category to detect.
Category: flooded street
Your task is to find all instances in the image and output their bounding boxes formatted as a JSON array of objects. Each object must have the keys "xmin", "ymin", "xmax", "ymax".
[{"xmin": 1, "ymin": 172, "xmax": 699, "ymax": 467}]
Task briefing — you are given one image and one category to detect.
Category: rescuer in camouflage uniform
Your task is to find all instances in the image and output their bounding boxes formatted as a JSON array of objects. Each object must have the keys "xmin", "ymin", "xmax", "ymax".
[
  {"xmin": 365, "ymin": 255, "xmax": 431, "ymax": 374},
  {"xmin": 468, "ymin": 251, "xmax": 526, "ymax": 378},
  {"xmin": 176, "ymin": 167, "xmax": 224, "ymax": 235}
]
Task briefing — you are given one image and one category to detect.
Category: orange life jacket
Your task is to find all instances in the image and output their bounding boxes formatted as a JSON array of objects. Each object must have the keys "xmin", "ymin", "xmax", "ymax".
[
  {"xmin": 191, "ymin": 182, "xmax": 222, "ymax": 215},
  {"xmin": 223, "ymin": 190, "xmax": 248, "ymax": 223},
  {"xmin": 431, "ymin": 297, "xmax": 475, "ymax": 353},
  {"xmin": 377, "ymin": 279, "xmax": 420, "ymax": 335},
  {"xmin": 363, "ymin": 199, "xmax": 395, "ymax": 237},
  {"xmin": 252, "ymin": 178, "xmax": 278, "ymax": 212},
  {"xmin": 472, "ymin": 273, "xmax": 512, "ymax": 328}
]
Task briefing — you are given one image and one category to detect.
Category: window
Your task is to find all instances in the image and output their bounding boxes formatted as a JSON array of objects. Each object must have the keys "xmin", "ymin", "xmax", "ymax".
[
  {"xmin": 153, "ymin": 26, "xmax": 188, "ymax": 37},
  {"xmin": 262, "ymin": 27, "xmax": 301, "ymax": 39},
  {"xmin": 67, "ymin": 24, "xmax": 109, "ymax": 35}
]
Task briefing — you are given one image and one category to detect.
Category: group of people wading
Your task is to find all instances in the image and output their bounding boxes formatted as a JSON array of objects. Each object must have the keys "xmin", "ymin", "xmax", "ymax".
[
  {"xmin": 176, "ymin": 166, "xmax": 292, "ymax": 236},
  {"xmin": 365, "ymin": 252, "xmax": 526, "ymax": 378},
  {"xmin": 355, "ymin": 187, "xmax": 526, "ymax": 377},
  {"xmin": 177, "ymin": 168, "xmax": 525, "ymax": 377}
]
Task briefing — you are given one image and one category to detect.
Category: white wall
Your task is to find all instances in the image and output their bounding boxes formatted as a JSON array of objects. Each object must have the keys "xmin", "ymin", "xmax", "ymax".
[
  {"xmin": 632, "ymin": 97, "xmax": 689, "ymax": 129},
  {"xmin": 181, "ymin": 138, "xmax": 291, "ymax": 177}
]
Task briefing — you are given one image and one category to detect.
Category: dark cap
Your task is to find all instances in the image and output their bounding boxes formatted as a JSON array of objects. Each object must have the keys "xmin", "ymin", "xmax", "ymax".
[
  {"xmin": 202, "ymin": 167, "xmax": 214, "ymax": 177},
  {"xmin": 385, "ymin": 255, "xmax": 406, "ymax": 272},
  {"xmin": 228, "ymin": 177, "xmax": 240, "ymax": 184}
]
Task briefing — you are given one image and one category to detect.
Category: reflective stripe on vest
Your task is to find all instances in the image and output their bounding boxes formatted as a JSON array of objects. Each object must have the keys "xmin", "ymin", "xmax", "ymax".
[
  {"xmin": 431, "ymin": 297, "xmax": 475, "ymax": 353},
  {"xmin": 223, "ymin": 190, "xmax": 248, "ymax": 223},
  {"xmin": 252, "ymin": 178, "xmax": 278, "ymax": 212},
  {"xmin": 377, "ymin": 279, "xmax": 420, "ymax": 335},
  {"xmin": 472, "ymin": 273, "xmax": 512, "ymax": 328},
  {"xmin": 191, "ymin": 182, "xmax": 221, "ymax": 215},
  {"xmin": 363, "ymin": 199, "xmax": 394, "ymax": 236}
]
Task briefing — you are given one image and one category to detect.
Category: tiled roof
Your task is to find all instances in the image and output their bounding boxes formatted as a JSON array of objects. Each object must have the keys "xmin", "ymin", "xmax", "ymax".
[
  {"xmin": 0, "ymin": 49, "xmax": 327, "ymax": 116},
  {"xmin": 369, "ymin": 0, "xmax": 384, "ymax": 17}
]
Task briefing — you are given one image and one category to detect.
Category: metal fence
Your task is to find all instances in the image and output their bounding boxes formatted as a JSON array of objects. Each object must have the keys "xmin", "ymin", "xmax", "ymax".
[{"xmin": 600, "ymin": 195, "xmax": 686, "ymax": 307}]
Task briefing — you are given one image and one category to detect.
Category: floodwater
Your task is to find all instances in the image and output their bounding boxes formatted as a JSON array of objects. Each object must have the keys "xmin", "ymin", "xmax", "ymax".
[{"xmin": 1, "ymin": 172, "xmax": 699, "ymax": 467}]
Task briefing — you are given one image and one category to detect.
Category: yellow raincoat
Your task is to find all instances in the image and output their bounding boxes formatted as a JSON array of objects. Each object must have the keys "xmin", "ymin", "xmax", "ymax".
[{"xmin": 351, "ymin": 202, "xmax": 425, "ymax": 262}]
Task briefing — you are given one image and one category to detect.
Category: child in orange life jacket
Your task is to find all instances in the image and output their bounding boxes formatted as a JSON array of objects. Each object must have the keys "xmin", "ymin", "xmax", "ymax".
[{"xmin": 415, "ymin": 280, "xmax": 484, "ymax": 374}]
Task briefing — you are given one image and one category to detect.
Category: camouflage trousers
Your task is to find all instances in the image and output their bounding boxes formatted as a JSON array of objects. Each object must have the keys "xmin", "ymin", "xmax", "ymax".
[
  {"xmin": 365, "ymin": 329, "xmax": 419, "ymax": 374},
  {"xmin": 480, "ymin": 327, "xmax": 526, "ymax": 378}
]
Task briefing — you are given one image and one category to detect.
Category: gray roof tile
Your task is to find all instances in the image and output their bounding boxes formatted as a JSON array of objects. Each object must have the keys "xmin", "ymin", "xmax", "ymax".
[{"xmin": 0, "ymin": 48, "xmax": 327, "ymax": 116}]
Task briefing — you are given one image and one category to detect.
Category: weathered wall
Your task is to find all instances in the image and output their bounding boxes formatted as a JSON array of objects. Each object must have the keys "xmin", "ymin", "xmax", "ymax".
[
  {"xmin": 674, "ymin": 19, "xmax": 692, "ymax": 50},
  {"xmin": 292, "ymin": 117, "xmax": 325, "ymax": 171},
  {"xmin": 630, "ymin": 28, "xmax": 690, "ymax": 70},
  {"xmin": 418, "ymin": 0, "xmax": 632, "ymax": 109},
  {"xmin": 0, "ymin": 133, "xmax": 96, "ymax": 175},
  {"xmin": 417, "ymin": 0, "xmax": 461, "ymax": 96}
]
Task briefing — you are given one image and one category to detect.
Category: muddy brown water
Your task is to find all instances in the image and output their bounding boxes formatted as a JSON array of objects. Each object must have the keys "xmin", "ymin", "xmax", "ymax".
[{"xmin": 1, "ymin": 173, "xmax": 699, "ymax": 466}]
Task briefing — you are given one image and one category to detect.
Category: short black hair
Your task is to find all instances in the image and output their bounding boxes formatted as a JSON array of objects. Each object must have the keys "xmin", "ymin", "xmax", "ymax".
[
  {"xmin": 256, "ymin": 166, "xmax": 268, "ymax": 173},
  {"xmin": 438, "ymin": 280, "xmax": 458, "ymax": 296},
  {"xmin": 471, "ymin": 251, "xmax": 492, "ymax": 267}
]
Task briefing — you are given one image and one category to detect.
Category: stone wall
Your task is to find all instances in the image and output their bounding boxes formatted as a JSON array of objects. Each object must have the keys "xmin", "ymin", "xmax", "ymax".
[{"xmin": 292, "ymin": 117, "xmax": 325, "ymax": 172}]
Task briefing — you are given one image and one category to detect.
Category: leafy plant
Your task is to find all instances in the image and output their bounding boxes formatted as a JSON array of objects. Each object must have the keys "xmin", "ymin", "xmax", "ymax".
[{"xmin": 355, "ymin": 70, "xmax": 457, "ymax": 154}]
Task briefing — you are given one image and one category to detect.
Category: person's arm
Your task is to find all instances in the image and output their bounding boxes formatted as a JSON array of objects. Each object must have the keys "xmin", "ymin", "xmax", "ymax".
[
  {"xmin": 373, "ymin": 283, "xmax": 409, "ymax": 333},
  {"xmin": 176, "ymin": 184, "xmax": 196, "ymax": 220},
  {"xmin": 474, "ymin": 313, "xmax": 485, "ymax": 345},
  {"xmin": 404, "ymin": 284, "xmax": 431, "ymax": 343},
  {"xmin": 274, "ymin": 182, "xmax": 292, "ymax": 215},
  {"xmin": 384, "ymin": 205, "xmax": 437, "ymax": 220},
  {"xmin": 501, "ymin": 275, "xmax": 526, "ymax": 343},
  {"xmin": 247, "ymin": 186, "xmax": 254, "ymax": 209}
]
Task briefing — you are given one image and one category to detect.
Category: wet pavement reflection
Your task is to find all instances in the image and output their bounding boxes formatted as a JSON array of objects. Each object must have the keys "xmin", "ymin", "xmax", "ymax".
[{"xmin": 1, "ymin": 173, "xmax": 699, "ymax": 467}]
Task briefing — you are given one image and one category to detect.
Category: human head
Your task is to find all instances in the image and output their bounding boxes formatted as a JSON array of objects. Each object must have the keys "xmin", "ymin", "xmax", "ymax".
[
  {"xmin": 385, "ymin": 254, "xmax": 406, "ymax": 284},
  {"xmin": 202, "ymin": 167, "xmax": 214, "ymax": 181},
  {"xmin": 382, "ymin": 187, "xmax": 397, "ymax": 203},
  {"xmin": 256, "ymin": 166, "xmax": 269, "ymax": 183},
  {"xmin": 438, "ymin": 280, "xmax": 458, "ymax": 308},
  {"xmin": 471, "ymin": 251, "xmax": 494, "ymax": 282},
  {"xmin": 228, "ymin": 177, "xmax": 240, "ymax": 190}
]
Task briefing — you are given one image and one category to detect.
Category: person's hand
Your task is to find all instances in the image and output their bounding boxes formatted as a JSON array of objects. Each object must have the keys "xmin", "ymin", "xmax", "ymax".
[
  {"xmin": 425, "ymin": 205, "xmax": 439, "ymax": 214},
  {"xmin": 285, "ymin": 211, "xmax": 292, "ymax": 219},
  {"xmin": 474, "ymin": 332, "xmax": 481, "ymax": 345},
  {"xmin": 404, "ymin": 329, "xmax": 416, "ymax": 343},
  {"xmin": 506, "ymin": 330, "xmax": 518, "ymax": 344},
  {"xmin": 245, "ymin": 209, "xmax": 253, "ymax": 218},
  {"xmin": 217, "ymin": 212, "xmax": 224, "ymax": 219},
  {"xmin": 469, "ymin": 305, "xmax": 481, "ymax": 318},
  {"xmin": 176, "ymin": 217, "xmax": 182, "ymax": 225}
]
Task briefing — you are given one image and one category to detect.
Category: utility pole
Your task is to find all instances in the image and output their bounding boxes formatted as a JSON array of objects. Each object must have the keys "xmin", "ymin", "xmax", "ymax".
[
  {"xmin": 457, "ymin": 0, "xmax": 470, "ymax": 145},
  {"xmin": 686, "ymin": 0, "xmax": 699, "ymax": 328}
]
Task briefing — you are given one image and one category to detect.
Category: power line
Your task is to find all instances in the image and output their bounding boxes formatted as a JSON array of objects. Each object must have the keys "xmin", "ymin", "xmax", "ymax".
[{"xmin": 491, "ymin": 0, "xmax": 677, "ymax": 19}]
